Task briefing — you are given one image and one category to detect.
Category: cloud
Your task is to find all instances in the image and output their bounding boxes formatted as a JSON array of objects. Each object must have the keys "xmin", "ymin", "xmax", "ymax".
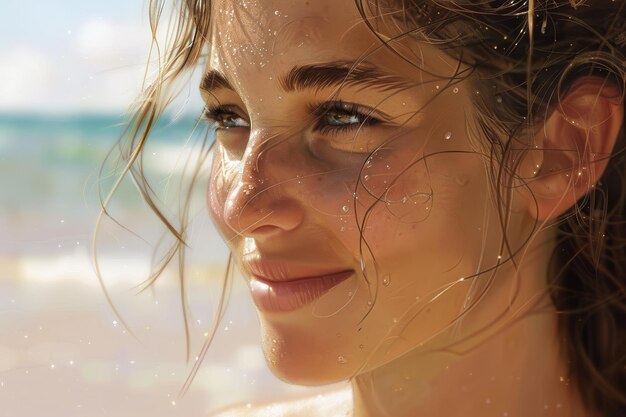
[
  {"xmin": 74, "ymin": 18, "xmax": 152, "ymax": 62},
  {"xmin": 0, "ymin": 46, "xmax": 52, "ymax": 110},
  {"xmin": 0, "ymin": 16, "xmax": 202, "ymax": 114}
]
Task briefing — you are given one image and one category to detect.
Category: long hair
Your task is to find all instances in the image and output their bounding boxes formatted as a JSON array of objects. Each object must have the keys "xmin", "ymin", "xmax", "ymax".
[{"xmin": 99, "ymin": 1, "xmax": 626, "ymax": 415}]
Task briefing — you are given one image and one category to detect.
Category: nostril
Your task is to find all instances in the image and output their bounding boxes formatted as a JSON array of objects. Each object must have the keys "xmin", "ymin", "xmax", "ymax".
[{"xmin": 251, "ymin": 225, "xmax": 283, "ymax": 235}]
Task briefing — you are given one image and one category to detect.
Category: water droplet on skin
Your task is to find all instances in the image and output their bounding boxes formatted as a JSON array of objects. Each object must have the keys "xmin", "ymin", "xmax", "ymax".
[
  {"xmin": 274, "ymin": 10, "xmax": 280, "ymax": 15},
  {"xmin": 367, "ymin": 301, "xmax": 373, "ymax": 307},
  {"xmin": 363, "ymin": 175, "xmax": 370, "ymax": 182},
  {"xmin": 347, "ymin": 291, "xmax": 353, "ymax": 297},
  {"xmin": 382, "ymin": 274, "xmax": 391, "ymax": 287},
  {"xmin": 339, "ymin": 226, "xmax": 346, "ymax": 232},
  {"xmin": 341, "ymin": 205, "xmax": 349, "ymax": 213},
  {"xmin": 496, "ymin": 96, "xmax": 502, "ymax": 103},
  {"xmin": 444, "ymin": 131, "xmax": 452, "ymax": 140},
  {"xmin": 337, "ymin": 355, "xmax": 347, "ymax": 364},
  {"xmin": 453, "ymin": 87, "xmax": 459, "ymax": 94},
  {"xmin": 359, "ymin": 344, "xmax": 364, "ymax": 349}
]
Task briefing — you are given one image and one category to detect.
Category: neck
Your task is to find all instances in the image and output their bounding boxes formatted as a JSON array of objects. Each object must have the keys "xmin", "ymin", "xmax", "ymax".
[{"xmin": 350, "ymin": 231, "xmax": 595, "ymax": 417}]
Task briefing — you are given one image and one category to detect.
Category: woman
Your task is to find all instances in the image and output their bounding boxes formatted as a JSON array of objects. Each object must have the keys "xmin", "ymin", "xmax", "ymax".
[{"xmin": 106, "ymin": 0, "xmax": 625, "ymax": 416}]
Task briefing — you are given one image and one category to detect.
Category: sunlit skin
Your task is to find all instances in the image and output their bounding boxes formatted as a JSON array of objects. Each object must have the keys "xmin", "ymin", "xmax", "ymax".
[{"xmin": 203, "ymin": 1, "xmax": 619, "ymax": 416}]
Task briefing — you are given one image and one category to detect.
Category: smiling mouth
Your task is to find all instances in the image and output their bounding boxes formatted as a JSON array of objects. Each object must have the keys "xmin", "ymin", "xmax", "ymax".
[{"xmin": 248, "ymin": 270, "xmax": 354, "ymax": 313}]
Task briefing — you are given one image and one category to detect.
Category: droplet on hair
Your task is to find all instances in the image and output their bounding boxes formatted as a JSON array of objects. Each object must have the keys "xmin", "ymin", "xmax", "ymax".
[
  {"xmin": 444, "ymin": 132, "xmax": 452, "ymax": 140},
  {"xmin": 337, "ymin": 355, "xmax": 347, "ymax": 364}
]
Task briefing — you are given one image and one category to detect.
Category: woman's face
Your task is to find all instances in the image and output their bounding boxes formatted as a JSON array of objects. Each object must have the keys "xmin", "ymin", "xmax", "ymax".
[{"xmin": 204, "ymin": 0, "xmax": 516, "ymax": 384}]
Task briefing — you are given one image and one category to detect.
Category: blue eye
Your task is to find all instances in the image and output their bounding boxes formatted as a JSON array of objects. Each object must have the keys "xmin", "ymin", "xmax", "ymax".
[{"xmin": 203, "ymin": 105, "xmax": 250, "ymax": 129}]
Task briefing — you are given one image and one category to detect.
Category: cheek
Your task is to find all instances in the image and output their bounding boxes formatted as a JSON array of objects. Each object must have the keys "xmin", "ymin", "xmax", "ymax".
[
  {"xmin": 359, "ymin": 150, "xmax": 489, "ymax": 282},
  {"xmin": 207, "ymin": 151, "xmax": 239, "ymax": 227}
]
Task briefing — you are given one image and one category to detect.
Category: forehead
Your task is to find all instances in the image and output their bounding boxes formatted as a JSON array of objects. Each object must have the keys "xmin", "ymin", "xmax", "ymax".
[
  {"xmin": 205, "ymin": 0, "xmax": 460, "ymax": 99},
  {"xmin": 209, "ymin": 0, "xmax": 377, "ymax": 69}
]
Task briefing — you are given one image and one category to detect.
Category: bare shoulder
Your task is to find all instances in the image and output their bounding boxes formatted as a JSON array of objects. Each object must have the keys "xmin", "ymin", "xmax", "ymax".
[{"xmin": 208, "ymin": 388, "xmax": 352, "ymax": 417}]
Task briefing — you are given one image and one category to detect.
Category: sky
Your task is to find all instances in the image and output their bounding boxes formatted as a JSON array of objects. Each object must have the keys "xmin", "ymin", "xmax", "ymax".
[{"xmin": 0, "ymin": 0, "xmax": 203, "ymax": 114}]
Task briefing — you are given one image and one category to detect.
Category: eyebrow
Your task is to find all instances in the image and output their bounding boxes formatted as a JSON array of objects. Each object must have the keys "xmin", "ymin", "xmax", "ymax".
[{"xmin": 199, "ymin": 60, "xmax": 415, "ymax": 95}]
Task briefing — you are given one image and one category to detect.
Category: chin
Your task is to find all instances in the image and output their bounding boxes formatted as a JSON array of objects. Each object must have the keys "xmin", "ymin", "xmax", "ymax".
[{"xmin": 258, "ymin": 318, "xmax": 361, "ymax": 386}]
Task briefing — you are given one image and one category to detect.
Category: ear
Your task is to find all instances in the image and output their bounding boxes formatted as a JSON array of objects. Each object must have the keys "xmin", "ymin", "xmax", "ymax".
[{"xmin": 522, "ymin": 77, "xmax": 624, "ymax": 221}]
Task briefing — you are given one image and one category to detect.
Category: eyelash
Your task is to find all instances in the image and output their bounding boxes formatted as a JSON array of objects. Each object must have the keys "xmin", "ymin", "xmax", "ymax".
[
  {"xmin": 202, "ymin": 105, "xmax": 249, "ymax": 129},
  {"xmin": 310, "ymin": 101, "xmax": 381, "ymax": 136},
  {"xmin": 202, "ymin": 101, "xmax": 381, "ymax": 135}
]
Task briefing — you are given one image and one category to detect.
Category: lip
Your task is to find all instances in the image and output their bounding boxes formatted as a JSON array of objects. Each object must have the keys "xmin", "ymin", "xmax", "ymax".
[
  {"xmin": 242, "ymin": 257, "xmax": 351, "ymax": 282},
  {"xmin": 249, "ymin": 270, "xmax": 354, "ymax": 313}
]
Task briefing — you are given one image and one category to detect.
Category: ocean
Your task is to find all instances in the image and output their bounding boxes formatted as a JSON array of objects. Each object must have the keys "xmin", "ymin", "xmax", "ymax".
[{"xmin": 0, "ymin": 113, "xmax": 339, "ymax": 416}]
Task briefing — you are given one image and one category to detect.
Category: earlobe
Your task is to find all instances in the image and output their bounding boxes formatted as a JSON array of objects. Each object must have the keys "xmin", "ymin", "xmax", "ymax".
[{"xmin": 523, "ymin": 77, "xmax": 624, "ymax": 221}]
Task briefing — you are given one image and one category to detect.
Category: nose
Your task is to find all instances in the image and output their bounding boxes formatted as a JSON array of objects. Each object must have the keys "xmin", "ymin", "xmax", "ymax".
[{"xmin": 222, "ymin": 129, "xmax": 305, "ymax": 238}]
